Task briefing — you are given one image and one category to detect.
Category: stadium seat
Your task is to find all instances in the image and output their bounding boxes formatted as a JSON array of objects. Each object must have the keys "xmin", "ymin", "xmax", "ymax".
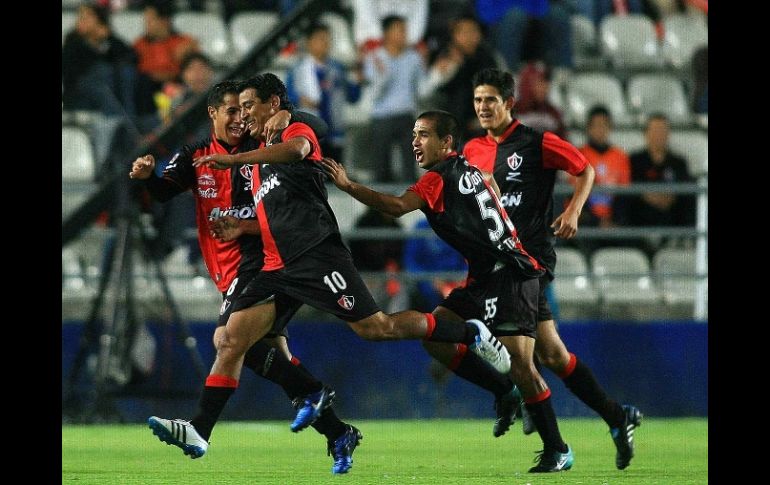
[
  {"xmin": 627, "ymin": 74, "xmax": 691, "ymax": 127},
  {"xmin": 62, "ymin": 11, "xmax": 77, "ymax": 45},
  {"xmin": 599, "ymin": 14, "xmax": 663, "ymax": 70},
  {"xmin": 320, "ymin": 12, "xmax": 357, "ymax": 66},
  {"xmin": 112, "ymin": 10, "xmax": 145, "ymax": 44},
  {"xmin": 571, "ymin": 14, "xmax": 601, "ymax": 70},
  {"xmin": 565, "ymin": 73, "xmax": 631, "ymax": 127},
  {"xmin": 166, "ymin": 276, "xmax": 222, "ymax": 320},
  {"xmin": 653, "ymin": 247, "xmax": 698, "ymax": 305},
  {"xmin": 174, "ymin": 12, "xmax": 231, "ymax": 66},
  {"xmin": 668, "ymin": 130, "xmax": 708, "ymax": 176},
  {"xmin": 62, "ymin": 127, "xmax": 95, "ymax": 182},
  {"xmin": 662, "ymin": 13, "xmax": 708, "ymax": 71},
  {"xmin": 590, "ymin": 247, "xmax": 659, "ymax": 305},
  {"xmin": 327, "ymin": 191, "xmax": 367, "ymax": 233},
  {"xmin": 230, "ymin": 12, "xmax": 280, "ymax": 60},
  {"xmin": 610, "ymin": 130, "xmax": 645, "ymax": 155},
  {"xmin": 553, "ymin": 248, "xmax": 598, "ymax": 304}
]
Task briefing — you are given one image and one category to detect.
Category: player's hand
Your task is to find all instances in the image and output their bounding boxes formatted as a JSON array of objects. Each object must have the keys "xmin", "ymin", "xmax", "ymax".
[
  {"xmin": 263, "ymin": 109, "xmax": 291, "ymax": 143},
  {"xmin": 209, "ymin": 216, "xmax": 243, "ymax": 242},
  {"xmin": 193, "ymin": 153, "xmax": 232, "ymax": 169},
  {"xmin": 551, "ymin": 210, "xmax": 579, "ymax": 239},
  {"xmin": 319, "ymin": 157, "xmax": 351, "ymax": 191},
  {"xmin": 129, "ymin": 155, "xmax": 155, "ymax": 179}
]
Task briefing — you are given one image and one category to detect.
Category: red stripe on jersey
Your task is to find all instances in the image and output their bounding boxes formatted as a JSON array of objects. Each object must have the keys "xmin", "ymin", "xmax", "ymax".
[
  {"xmin": 252, "ymin": 167, "xmax": 285, "ymax": 271},
  {"xmin": 542, "ymin": 132, "xmax": 589, "ymax": 175},
  {"xmin": 408, "ymin": 171, "xmax": 445, "ymax": 213},
  {"xmin": 463, "ymin": 121, "xmax": 521, "ymax": 172},
  {"xmin": 524, "ymin": 388, "xmax": 552, "ymax": 404},
  {"xmin": 448, "ymin": 343, "xmax": 468, "ymax": 370},
  {"xmin": 205, "ymin": 374, "xmax": 239, "ymax": 388},
  {"xmin": 281, "ymin": 122, "xmax": 323, "ymax": 161}
]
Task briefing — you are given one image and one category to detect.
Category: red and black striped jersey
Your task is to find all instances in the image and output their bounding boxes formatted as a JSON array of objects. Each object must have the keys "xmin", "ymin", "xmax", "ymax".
[
  {"xmin": 154, "ymin": 135, "xmax": 262, "ymax": 291},
  {"xmin": 249, "ymin": 122, "xmax": 338, "ymax": 271},
  {"xmin": 408, "ymin": 153, "xmax": 543, "ymax": 281},
  {"xmin": 463, "ymin": 120, "xmax": 588, "ymax": 276}
]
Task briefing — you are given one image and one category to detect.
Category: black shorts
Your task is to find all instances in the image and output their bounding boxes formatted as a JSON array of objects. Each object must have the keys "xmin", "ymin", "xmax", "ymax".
[
  {"xmin": 440, "ymin": 266, "xmax": 539, "ymax": 338},
  {"xmin": 219, "ymin": 269, "xmax": 302, "ymax": 338},
  {"xmin": 537, "ymin": 274, "xmax": 554, "ymax": 323},
  {"xmin": 232, "ymin": 236, "xmax": 381, "ymax": 331}
]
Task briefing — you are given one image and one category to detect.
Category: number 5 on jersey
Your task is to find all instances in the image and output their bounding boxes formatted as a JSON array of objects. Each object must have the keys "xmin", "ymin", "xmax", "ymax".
[{"xmin": 484, "ymin": 297, "xmax": 498, "ymax": 320}]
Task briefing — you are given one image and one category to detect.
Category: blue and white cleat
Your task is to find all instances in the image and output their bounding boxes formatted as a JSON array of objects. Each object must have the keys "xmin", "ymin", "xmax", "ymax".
[
  {"xmin": 328, "ymin": 424, "xmax": 363, "ymax": 474},
  {"xmin": 611, "ymin": 404, "xmax": 642, "ymax": 470},
  {"xmin": 528, "ymin": 445, "xmax": 574, "ymax": 472},
  {"xmin": 148, "ymin": 416, "xmax": 208, "ymax": 459},
  {"xmin": 290, "ymin": 386, "xmax": 336, "ymax": 432},
  {"xmin": 466, "ymin": 319, "xmax": 511, "ymax": 374}
]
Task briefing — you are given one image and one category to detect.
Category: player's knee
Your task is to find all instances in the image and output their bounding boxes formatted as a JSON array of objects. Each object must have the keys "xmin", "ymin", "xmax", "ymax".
[
  {"xmin": 216, "ymin": 332, "xmax": 248, "ymax": 361},
  {"xmin": 536, "ymin": 347, "xmax": 570, "ymax": 371}
]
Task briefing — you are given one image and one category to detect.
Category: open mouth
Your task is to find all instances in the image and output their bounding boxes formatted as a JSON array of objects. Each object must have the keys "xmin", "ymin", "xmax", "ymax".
[
  {"xmin": 414, "ymin": 149, "xmax": 424, "ymax": 163},
  {"xmin": 228, "ymin": 124, "xmax": 243, "ymax": 137},
  {"xmin": 478, "ymin": 112, "xmax": 494, "ymax": 123}
]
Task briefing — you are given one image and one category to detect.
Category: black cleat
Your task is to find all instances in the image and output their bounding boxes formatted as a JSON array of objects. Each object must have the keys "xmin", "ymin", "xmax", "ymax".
[
  {"xmin": 528, "ymin": 445, "xmax": 574, "ymax": 473},
  {"xmin": 611, "ymin": 404, "xmax": 642, "ymax": 470},
  {"xmin": 493, "ymin": 387, "xmax": 521, "ymax": 437}
]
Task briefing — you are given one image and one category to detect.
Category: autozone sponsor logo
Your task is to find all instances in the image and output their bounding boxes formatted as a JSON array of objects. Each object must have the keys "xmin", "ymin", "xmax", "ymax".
[
  {"xmin": 197, "ymin": 187, "xmax": 218, "ymax": 198},
  {"xmin": 254, "ymin": 173, "xmax": 281, "ymax": 204},
  {"xmin": 208, "ymin": 205, "xmax": 256, "ymax": 220},
  {"xmin": 458, "ymin": 171, "xmax": 483, "ymax": 194},
  {"xmin": 500, "ymin": 192, "xmax": 522, "ymax": 207}
]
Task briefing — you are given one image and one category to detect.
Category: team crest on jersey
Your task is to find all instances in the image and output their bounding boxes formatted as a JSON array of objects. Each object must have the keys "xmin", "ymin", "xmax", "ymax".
[
  {"xmin": 337, "ymin": 295, "xmax": 355, "ymax": 310},
  {"xmin": 507, "ymin": 152, "xmax": 523, "ymax": 171},
  {"xmin": 198, "ymin": 174, "xmax": 216, "ymax": 186},
  {"xmin": 239, "ymin": 164, "xmax": 252, "ymax": 181}
]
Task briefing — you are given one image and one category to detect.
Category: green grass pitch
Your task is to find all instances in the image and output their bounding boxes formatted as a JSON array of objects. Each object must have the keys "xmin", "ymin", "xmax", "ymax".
[{"xmin": 63, "ymin": 418, "xmax": 707, "ymax": 484}]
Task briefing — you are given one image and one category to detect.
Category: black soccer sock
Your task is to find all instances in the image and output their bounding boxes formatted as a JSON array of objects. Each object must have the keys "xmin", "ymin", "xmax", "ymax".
[
  {"xmin": 243, "ymin": 342, "xmax": 322, "ymax": 400},
  {"xmin": 311, "ymin": 407, "xmax": 348, "ymax": 442},
  {"xmin": 524, "ymin": 390, "xmax": 568, "ymax": 453},
  {"xmin": 559, "ymin": 353, "xmax": 625, "ymax": 428},
  {"xmin": 423, "ymin": 313, "xmax": 479, "ymax": 344},
  {"xmin": 448, "ymin": 344, "xmax": 514, "ymax": 397},
  {"xmin": 190, "ymin": 375, "xmax": 238, "ymax": 441}
]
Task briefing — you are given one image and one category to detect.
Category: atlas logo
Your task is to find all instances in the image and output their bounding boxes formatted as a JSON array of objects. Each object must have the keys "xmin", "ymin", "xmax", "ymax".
[
  {"xmin": 254, "ymin": 173, "xmax": 281, "ymax": 204},
  {"xmin": 239, "ymin": 164, "xmax": 253, "ymax": 181},
  {"xmin": 197, "ymin": 187, "xmax": 218, "ymax": 199},
  {"xmin": 208, "ymin": 205, "xmax": 256, "ymax": 220},
  {"xmin": 458, "ymin": 171, "xmax": 483, "ymax": 194},
  {"xmin": 500, "ymin": 192, "xmax": 522, "ymax": 208},
  {"xmin": 198, "ymin": 174, "xmax": 216, "ymax": 186},
  {"xmin": 507, "ymin": 152, "xmax": 523, "ymax": 171},
  {"xmin": 337, "ymin": 295, "xmax": 355, "ymax": 310}
]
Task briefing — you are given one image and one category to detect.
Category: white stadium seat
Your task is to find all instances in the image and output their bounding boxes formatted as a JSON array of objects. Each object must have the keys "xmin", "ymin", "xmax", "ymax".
[
  {"xmin": 230, "ymin": 12, "xmax": 280, "ymax": 59},
  {"xmin": 62, "ymin": 11, "xmax": 77, "ymax": 45},
  {"xmin": 571, "ymin": 14, "xmax": 600, "ymax": 69},
  {"xmin": 320, "ymin": 12, "xmax": 356, "ymax": 66},
  {"xmin": 565, "ymin": 73, "xmax": 631, "ymax": 127},
  {"xmin": 62, "ymin": 127, "xmax": 95, "ymax": 182},
  {"xmin": 653, "ymin": 248, "xmax": 698, "ymax": 305},
  {"xmin": 662, "ymin": 13, "xmax": 708, "ymax": 71},
  {"xmin": 174, "ymin": 12, "xmax": 231, "ymax": 65},
  {"xmin": 112, "ymin": 11, "xmax": 145, "ymax": 44},
  {"xmin": 591, "ymin": 247, "xmax": 659, "ymax": 304},
  {"xmin": 553, "ymin": 248, "xmax": 598, "ymax": 304},
  {"xmin": 599, "ymin": 14, "xmax": 663, "ymax": 70},
  {"xmin": 668, "ymin": 130, "xmax": 708, "ymax": 176},
  {"xmin": 627, "ymin": 74, "xmax": 691, "ymax": 126}
]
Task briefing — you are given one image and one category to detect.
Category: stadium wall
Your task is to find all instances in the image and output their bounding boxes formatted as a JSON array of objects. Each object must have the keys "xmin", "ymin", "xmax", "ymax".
[{"xmin": 62, "ymin": 320, "xmax": 707, "ymax": 422}]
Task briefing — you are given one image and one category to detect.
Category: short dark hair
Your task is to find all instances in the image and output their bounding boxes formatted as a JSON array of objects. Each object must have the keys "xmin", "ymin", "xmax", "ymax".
[
  {"xmin": 83, "ymin": 2, "xmax": 110, "ymax": 27},
  {"xmin": 382, "ymin": 15, "xmax": 405, "ymax": 32},
  {"xmin": 180, "ymin": 52, "xmax": 211, "ymax": 74},
  {"xmin": 417, "ymin": 110, "xmax": 461, "ymax": 149},
  {"xmin": 238, "ymin": 73, "xmax": 294, "ymax": 111},
  {"xmin": 645, "ymin": 112, "xmax": 669, "ymax": 129},
  {"xmin": 587, "ymin": 105, "xmax": 611, "ymax": 124},
  {"xmin": 307, "ymin": 22, "xmax": 330, "ymax": 38},
  {"xmin": 145, "ymin": 0, "xmax": 175, "ymax": 19},
  {"xmin": 207, "ymin": 80, "xmax": 239, "ymax": 109},
  {"xmin": 472, "ymin": 68, "xmax": 515, "ymax": 100}
]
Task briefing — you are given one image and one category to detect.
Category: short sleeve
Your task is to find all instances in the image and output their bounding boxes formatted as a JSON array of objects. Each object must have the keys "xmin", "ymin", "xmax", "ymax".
[
  {"xmin": 407, "ymin": 171, "xmax": 444, "ymax": 213},
  {"xmin": 542, "ymin": 132, "xmax": 589, "ymax": 176},
  {"xmin": 281, "ymin": 122, "xmax": 322, "ymax": 161}
]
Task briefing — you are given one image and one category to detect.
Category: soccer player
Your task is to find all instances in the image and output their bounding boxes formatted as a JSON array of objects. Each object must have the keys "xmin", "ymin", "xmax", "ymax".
[
  {"xmin": 130, "ymin": 80, "xmax": 358, "ymax": 473},
  {"xmin": 440, "ymin": 67, "xmax": 642, "ymax": 470},
  {"xmin": 147, "ymin": 74, "xmax": 511, "ymax": 471},
  {"xmin": 321, "ymin": 110, "xmax": 574, "ymax": 474}
]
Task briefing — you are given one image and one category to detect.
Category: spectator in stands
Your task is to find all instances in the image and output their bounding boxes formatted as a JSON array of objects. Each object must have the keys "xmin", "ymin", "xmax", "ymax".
[
  {"xmin": 403, "ymin": 218, "xmax": 468, "ymax": 312},
  {"xmin": 475, "ymin": 0, "xmax": 573, "ymax": 71},
  {"xmin": 287, "ymin": 23, "xmax": 362, "ymax": 164},
  {"xmin": 515, "ymin": 61, "xmax": 567, "ymax": 139},
  {"xmin": 617, "ymin": 113, "xmax": 694, "ymax": 255},
  {"xmin": 133, "ymin": 1, "xmax": 199, "ymax": 127},
  {"xmin": 419, "ymin": 15, "xmax": 500, "ymax": 139},
  {"xmin": 169, "ymin": 52, "xmax": 215, "ymax": 123},
  {"xmin": 576, "ymin": 105, "xmax": 630, "ymax": 230},
  {"xmin": 352, "ymin": 0, "xmax": 429, "ymax": 52},
  {"xmin": 691, "ymin": 46, "xmax": 707, "ymax": 114},
  {"xmin": 62, "ymin": 2, "xmax": 138, "ymax": 119},
  {"xmin": 363, "ymin": 15, "xmax": 426, "ymax": 182}
]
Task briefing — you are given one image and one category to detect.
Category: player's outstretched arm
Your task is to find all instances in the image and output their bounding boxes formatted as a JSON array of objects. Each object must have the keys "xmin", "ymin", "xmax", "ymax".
[
  {"xmin": 192, "ymin": 138, "xmax": 311, "ymax": 169},
  {"xmin": 320, "ymin": 157, "xmax": 425, "ymax": 217},
  {"xmin": 129, "ymin": 155, "xmax": 155, "ymax": 180},
  {"xmin": 552, "ymin": 163, "xmax": 595, "ymax": 239}
]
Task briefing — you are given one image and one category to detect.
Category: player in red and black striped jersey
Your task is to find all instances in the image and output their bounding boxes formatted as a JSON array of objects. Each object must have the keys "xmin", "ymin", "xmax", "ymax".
[
  {"xmin": 130, "ymin": 81, "xmax": 358, "ymax": 464},
  {"xmin": 180, "ymin": 75, "xmax": 511, "ymax": 460},
  {"xmin": 321, "ymin": 110, "xmax": 574, "ymax": 474},
  {"xmin": 456, "ymin": 68, "xmax": 640, "ymax": 470}
]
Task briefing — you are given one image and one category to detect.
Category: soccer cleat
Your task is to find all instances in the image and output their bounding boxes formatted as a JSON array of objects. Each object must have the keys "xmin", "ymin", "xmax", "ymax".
[
  {"xmin": 493, "ymin": 387, "xmax": 521, "ymax": 437},
  {"xmin": 521, "ymin": 399, "xmax": 536, "ymax": 435},
  {"xmin": 528, "ymin": 445, "xmax": 574, "ymax": 473},
  {"xmin": 466, "ymin": 319, "xmax": 511, "ymax": 374},
  {"xmin": 611, "ymin": 404, "xmax": 642, "ymax": 470},
  {"xmin": 148, "ymin": 416, "xmax": 208, "ymax": 459},
  {"xmin": 327, "ymin": 424, "xmax": 363, "ymax": 474},
  {"xmin": 290, "ymin": 386, "xmax": 336, "ymax": 432}
]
